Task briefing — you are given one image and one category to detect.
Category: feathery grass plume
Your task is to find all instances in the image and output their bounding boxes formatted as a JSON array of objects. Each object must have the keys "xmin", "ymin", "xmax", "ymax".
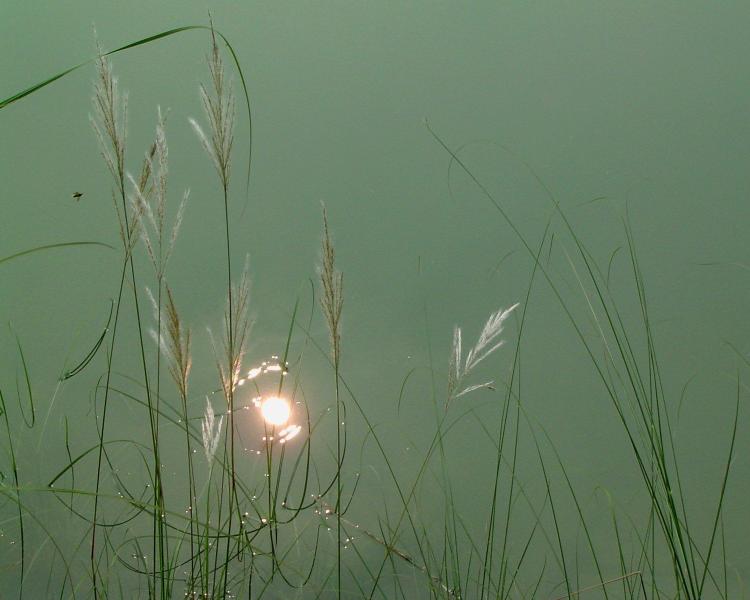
[
  {"xmin": 447, "ymin": 303, "xmax": 519, "ymax": 404},
  {"xmin": 90, "ymin": 43, "xmax": 134, "ymax": 241},
  {"xmin": 92, "ymin": 47, "xmax": 163, "ymax": 259},
  {"xmin": 128, "ymin": 108, "xmax": 189, "ymax": 279},
  {"xmin": 91, "ymin": 42, "xmax": 127, "ymax": 188},
  {"xmin": 189, "ymin": 26, "xmax": 235, "ymax": 191},
  {"xmin": 201, "ymin": 397, "xmax": 223, "ymax": 464},
  {"xmin": 145, "ymin": 286, "xmax": 192, "ymax": 400},
  {"xmin": 208, "ymin": 257, "xmax": 253, "ymax": 402},
  {"xmin": 164, "ymin": 287, "xmax": 191, "ymax": 400},
  {"xmin": 319, "ymin": 204, "xmax": 343, "ymax": 366}
]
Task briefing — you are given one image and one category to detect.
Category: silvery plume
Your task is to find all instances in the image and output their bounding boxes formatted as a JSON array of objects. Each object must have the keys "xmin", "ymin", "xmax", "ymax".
[
  {"xmin": 447, "ymin": 303, "xmax": 519, "ymax": 405},
  {"xmin": 201, "ymin": 397, "xmax": 224, "ymax": 464},
  {"xmin": 188, "ymin": 26, "xmax": 235, "ymax": 192},
  {"xmin": 127, "ymin": 107, "xmax": 189, "ymax": 281}
]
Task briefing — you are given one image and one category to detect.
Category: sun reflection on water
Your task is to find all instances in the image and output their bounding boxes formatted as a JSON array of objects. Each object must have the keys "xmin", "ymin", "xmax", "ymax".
[
  {"xmin": 259, "ymin": 396, "xmax": 290, "ymax": 426},
  {"xmin": 234, "ymin": 356, "xmax": 302, "ymax": 445}
]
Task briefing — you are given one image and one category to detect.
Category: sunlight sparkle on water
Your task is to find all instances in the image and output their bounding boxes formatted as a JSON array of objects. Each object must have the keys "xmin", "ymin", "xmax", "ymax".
[
  {"xmin": 278, "ymin": 424, "xmax": 301, "ymax": 442},
  {"xmin": 234, "ymin": 356, "xmax": 288, "ymax": 389}
]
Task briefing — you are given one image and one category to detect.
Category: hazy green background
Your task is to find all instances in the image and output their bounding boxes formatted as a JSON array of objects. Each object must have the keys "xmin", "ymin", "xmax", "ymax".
[{"xmin": 1, "ymin": 1, "xmax": 748, "ymax": 596}]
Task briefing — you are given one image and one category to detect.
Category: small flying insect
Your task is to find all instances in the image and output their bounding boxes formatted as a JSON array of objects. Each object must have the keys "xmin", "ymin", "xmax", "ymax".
[{"xmin": 71, "ymin": 192, "xmax": 83, "ymax": 201}]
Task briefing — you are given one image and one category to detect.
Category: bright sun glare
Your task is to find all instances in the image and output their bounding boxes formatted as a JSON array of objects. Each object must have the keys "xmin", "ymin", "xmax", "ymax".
[{"xmin": 260, "ymin": 396, "xmax": 291, "ymax": 426}]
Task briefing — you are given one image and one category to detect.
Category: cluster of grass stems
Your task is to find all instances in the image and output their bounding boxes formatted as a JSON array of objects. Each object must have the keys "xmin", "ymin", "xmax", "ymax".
[{"xmin": 0, "ymin": 24, "xmax": 743, "ymax": 599}]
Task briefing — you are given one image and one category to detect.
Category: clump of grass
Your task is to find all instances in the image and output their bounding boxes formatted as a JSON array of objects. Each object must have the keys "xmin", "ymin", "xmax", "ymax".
[
  {"xmin": 89, "ymin": 43, "xmax": 166, "ymax": 598},
  {"xmin": 189, "ymin": 23, "xmax": 244, "ymax": 597},
  {"xmin": 425, "ymin": 121, "xmax": 741, "ymax": 600},
  {"xmin": 0, "ymin": 21, "xmax": 743, "ymax": 600}
]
